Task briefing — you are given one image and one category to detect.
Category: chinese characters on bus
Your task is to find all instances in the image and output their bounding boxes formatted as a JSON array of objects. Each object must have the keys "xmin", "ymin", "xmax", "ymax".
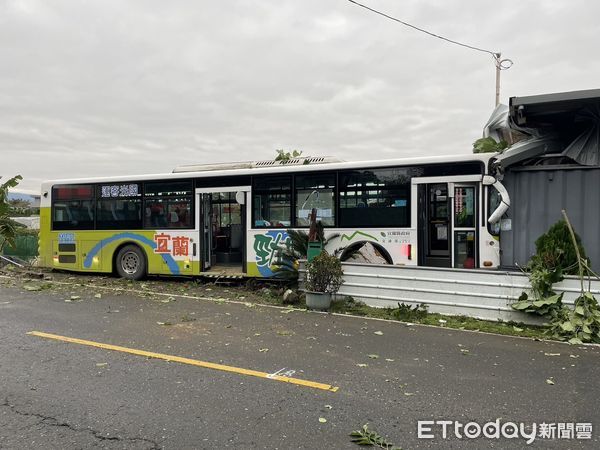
[{"xmin": 153, "ymin": 233, "xmax": 190, "ymax": 256}]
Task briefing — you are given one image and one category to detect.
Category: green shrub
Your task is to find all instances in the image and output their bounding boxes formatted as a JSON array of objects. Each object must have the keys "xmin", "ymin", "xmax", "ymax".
[
  {"xmin": 532, "ymin": 219, "xmax": 587, "ymax": 274},
  {"xmin": 513, "ymin": 216, "xmax": 600, "ymax": 343},
  {"xmin": 305, "ymin": 251, "xmax": 344, "ymax": 294},
  {"xmin": 527, "ymin": 219, "xmax": 588, "ymax": 298}
]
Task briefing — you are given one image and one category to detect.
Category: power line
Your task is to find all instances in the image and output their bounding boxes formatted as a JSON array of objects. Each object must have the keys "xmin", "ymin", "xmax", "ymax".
[
  {"xmin": 347, "ymin": 1, "xmax": 513, "ymax": 106},
  {"xmin": 347, "ymin": 0, "xmax": 499, "ymax": 58}
]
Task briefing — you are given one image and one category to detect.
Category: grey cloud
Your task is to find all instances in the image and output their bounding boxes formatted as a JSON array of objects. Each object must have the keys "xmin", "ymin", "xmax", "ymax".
[{"xmin": 1, "ymin": 0, "xmax": 599, "ymax": 190}]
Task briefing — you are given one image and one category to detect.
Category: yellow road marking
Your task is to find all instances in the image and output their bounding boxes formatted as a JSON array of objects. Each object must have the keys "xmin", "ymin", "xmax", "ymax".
[{"xmin": 27, "ymin": 331, "xmax": 339, "ymax": 392}]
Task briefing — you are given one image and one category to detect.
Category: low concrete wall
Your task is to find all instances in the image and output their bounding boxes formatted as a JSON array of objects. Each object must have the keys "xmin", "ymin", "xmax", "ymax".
[{"xmin": 300, "ymin": 262, "xmax": 600, "ymax": 325}]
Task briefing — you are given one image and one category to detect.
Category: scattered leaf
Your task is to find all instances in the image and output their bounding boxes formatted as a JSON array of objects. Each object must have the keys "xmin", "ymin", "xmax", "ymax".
[
  {"xmin": 259, "ymin": 348, "xmax": 269, "ymax": 352},
  {"xmin": 23, "ymin": 284, "xmax": 42, "ymax": 291},
  {"xmin": 367, "ymin": 354, "xmax": 379, "ymax": 359},
  {"xmin": 544, "ymin": 353, "xmax": 561, "ymax": 357},
  {"xmin": 95, "ymin": 363, "xmax": 108, "ymax": 367},
  {"xmin": 373, "ymin": 331, "xmax": 383, "ymax": 336},
  {"xmin": 319, "ymin": 417, "xmax": 327, "ymax": 423},
  {"xmin": 356, "ymin": 363, "xmax": 368, "ymax": 367},
  {"xmin": 569, "ymin": 354, "xmax": 580, "ymax": 359},
  {"xmin": 94, "ymin": 293, "xmax": 102, "ymax": 299},
  {"xmin": 546, "ymin": 379, "xmax": 555, "ymax": 385},
  {"xmin": 385, "ymin": 358, "xmax": 395, "ymax": 362},
  {"xmin": 324, "ymin": 405, "xmax": 332, "ymax": 409},
  {"xmin": 70, "ymin": 295, "xmax": 81, "ymax": 300}
]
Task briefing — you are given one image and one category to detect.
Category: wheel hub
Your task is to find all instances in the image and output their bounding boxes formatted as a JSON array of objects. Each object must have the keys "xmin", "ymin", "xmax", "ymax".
[{"xmin": 121, "ymin": 251, "xmax": 140, "ymax": 274}]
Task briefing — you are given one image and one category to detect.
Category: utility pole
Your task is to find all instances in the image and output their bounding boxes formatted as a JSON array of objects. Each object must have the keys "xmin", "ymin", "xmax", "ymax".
[
  {"xmin": 495, "ymin": 53, "xmax": 501, "ymax": 107},
  {"xmin": 494, "ymin": 53, "xmax": 513, "ymax": 107}
]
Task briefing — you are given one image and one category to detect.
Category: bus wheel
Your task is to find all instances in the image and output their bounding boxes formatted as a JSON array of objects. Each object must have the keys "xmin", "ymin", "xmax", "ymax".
[{"xmin": 116, "ymin": 245, "xmax": 146, "ymax": 280}]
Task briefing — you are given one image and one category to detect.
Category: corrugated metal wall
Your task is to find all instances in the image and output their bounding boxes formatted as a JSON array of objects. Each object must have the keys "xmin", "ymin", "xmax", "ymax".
[
  {"xmin": 500, "ymin": 167, "xmax": 600, "ymax": 272},
  {"xmin": 299, "ymin": 262, "xmax": 600, "ymax": 324}
]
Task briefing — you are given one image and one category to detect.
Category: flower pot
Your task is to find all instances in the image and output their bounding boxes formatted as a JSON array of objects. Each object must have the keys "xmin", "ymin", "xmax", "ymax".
[{"xmin": 305, "ymin": 291, "xmax": 332, "ymax": 311}]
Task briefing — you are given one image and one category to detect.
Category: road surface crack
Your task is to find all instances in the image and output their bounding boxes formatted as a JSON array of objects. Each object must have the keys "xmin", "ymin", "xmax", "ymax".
[{"xmin": 1, "ymin": 398, "xmax": 160, "ymax": 449}]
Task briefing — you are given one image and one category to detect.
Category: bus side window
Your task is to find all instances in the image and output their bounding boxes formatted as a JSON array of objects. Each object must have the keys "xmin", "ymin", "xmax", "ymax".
[{"xmin": 252, "ymin": 176, "xmax": 291, "ymax": 228}]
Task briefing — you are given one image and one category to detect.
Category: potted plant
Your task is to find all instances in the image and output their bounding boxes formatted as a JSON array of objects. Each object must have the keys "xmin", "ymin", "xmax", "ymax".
[{"xmin": 304, "ymin": 251, "xmax": 344, "ymax": 310}]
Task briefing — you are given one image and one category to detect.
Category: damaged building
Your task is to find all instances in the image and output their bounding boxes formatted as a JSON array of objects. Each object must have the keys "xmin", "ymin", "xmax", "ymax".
[{"xmin": 486, "ymin": 88, "xmax": 600, "ymax": 272}]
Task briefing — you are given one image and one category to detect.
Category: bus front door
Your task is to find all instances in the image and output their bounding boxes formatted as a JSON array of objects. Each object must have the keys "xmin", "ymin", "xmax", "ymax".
[
  {"xmin": 424, "ymin": 183, "xmax": 451, "ymax": 267},
  {"xmin": 452, "ymin": 184, "xmax": 477, "ymax": 269}
]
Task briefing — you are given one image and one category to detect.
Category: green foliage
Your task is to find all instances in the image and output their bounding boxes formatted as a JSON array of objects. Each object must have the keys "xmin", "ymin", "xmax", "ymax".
[
  {"xmin": 305, "ymin": 251, "xmax": 344, "ymax": 294},
  {"xmin": 532, "ymin": 219, "xmax": 587, "ymax": 275},
  {"xmin": 284, "ymin": 229, "xmax": 312, "ymax": 261},
  {"xmin": 552, "ymin": 292, "xmax": 600, "ymax": 344},
  {"xmin": 274, "ymin": 149, "xmax": 303, "ymax": 162},
  {"xmin": 513, "ymin": 217, "xmax": 600, "ymax": 343},
  {"xmin": 472, "ymin": 137, "xmax": 509, "ymax": 154},
  {"xmin": 391, "ymin": 302, "xmax": 428, "ymax": 321},
  {"xmin": 0, "ymin": 175, "xmax": 24, "ymax": 252},
  {"xmin": 350, "ymin": 424, "xmax": 401, "ymax": 449},
  {"xmin": 273, "ymin": 223, "xmax": 338, "ymax": 279},
  {"xmin": 514, "ymin": 291, "xmax": 600, "ymax": 344},
  {"xmin": 512, "ymin": 293, "xmax": 564, "ymax": 317},
  {"xmin": 524, "ymin": 220, "xmax": 587, "ymax": 299}
]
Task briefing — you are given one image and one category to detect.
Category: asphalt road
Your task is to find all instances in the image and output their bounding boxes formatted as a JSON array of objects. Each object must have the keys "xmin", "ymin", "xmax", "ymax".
[{"xmin": 1, "ymin": 274, "xmax": 599, "ymax": 449}]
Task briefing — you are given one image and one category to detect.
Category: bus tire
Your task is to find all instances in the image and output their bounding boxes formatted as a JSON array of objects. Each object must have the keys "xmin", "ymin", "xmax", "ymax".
[{"xmin": 115, "ymin": 245, "xmax": 146, "ymax": 280}]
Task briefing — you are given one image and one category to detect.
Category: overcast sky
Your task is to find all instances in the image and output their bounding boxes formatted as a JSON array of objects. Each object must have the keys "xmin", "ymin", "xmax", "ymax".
[{"xmin": 1, "ymin": 0, "xmax": 599, "ymax": 191}]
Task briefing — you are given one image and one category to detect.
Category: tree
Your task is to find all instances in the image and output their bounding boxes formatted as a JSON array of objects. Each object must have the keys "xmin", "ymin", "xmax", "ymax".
[
  {"xmin": 273, "ymin": 223, "xmax": 339, "ymax": 279},
  {"xmin": 0, "ymin": 175, "xmax": 24, "ymax": 253},
  {"xmin": 472, "ymin": 137, "xmax": 508, "ymax": 154}
]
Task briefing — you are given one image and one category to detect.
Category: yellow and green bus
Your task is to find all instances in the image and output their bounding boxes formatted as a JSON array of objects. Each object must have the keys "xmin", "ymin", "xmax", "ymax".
[{"xmin": 39, "ymin": 154, "xmax": 506, "ymax": 279}]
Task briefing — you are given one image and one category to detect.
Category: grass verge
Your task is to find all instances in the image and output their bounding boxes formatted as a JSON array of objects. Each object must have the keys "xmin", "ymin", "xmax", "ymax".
[
  {"xmin": 327, "ymin": 296, "xmax": 549, "ymax": 340},
  {"xmin": 2, "ymin": 266, "xmax": 552, "ymax": 341}
]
